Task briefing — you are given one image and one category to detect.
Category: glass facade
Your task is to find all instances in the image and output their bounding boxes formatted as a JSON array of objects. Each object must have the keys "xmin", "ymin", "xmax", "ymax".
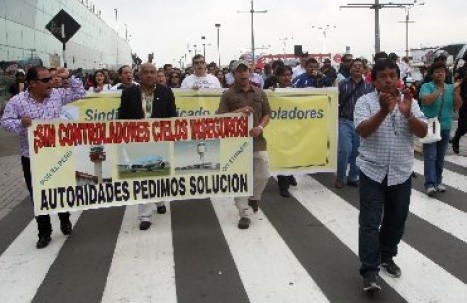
[{"xmin": 0, "ymin": 0, "xmax": 132, "ymax": 69}]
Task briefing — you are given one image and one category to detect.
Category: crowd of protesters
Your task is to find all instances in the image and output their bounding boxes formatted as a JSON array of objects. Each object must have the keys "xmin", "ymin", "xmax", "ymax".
[{"xmin": 0, "ymin": 49, "xmax": 466, "ymax": 294}]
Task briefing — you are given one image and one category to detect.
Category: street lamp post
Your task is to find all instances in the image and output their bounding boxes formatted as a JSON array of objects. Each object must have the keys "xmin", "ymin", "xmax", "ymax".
[
  {"xmin": 238, "ymin": 0, "xmax": 267, "ymax": 64},
  {"xmin": 340, "ymin": 1, "xmax": 422, "ymax": 54},
  {"xmin": 311, "ymin": 25, "xmax": 336, "ymax": 54},
  {"xmin": 279, "ymin": 37, "xmax": 293, "ymax": 55},
  {"xmin": 114, "ymin": 8, "xmax": 119, "ymax": 67},
  {"xmin": 398, "ymin": 2, "xmax": 424, "ymax": 58},
  {"xmin": 201, "ymin": 36, "xmax": 206, "ymax": 58},
  {"xmin": 215, "ymin": 23, "xmax": 221, "ymax": 67}
]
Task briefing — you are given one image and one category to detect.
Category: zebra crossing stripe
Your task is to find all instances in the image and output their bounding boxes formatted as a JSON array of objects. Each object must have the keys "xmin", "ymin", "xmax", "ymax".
[
  {"xmin": 410, "ymin": 190, "xmax": 467, "ymax": 243},
  {"xmin": 101, "ymin": 205, "xmax": 177, "ymax": 303},
  {"xmin": 0, "ymin": 212, "xmax": 82, "ymax": 303},
  {"xmin": 413, "ymin": 159, "xmax": 467, "ymax": 192},
  {"xmin": 444, "ymin": 154, "xmax": 467, "ymax": 169},
  {"xmin": 291, "ymin": 175, "xmax": 467, "ymax": 302},
  {"xmin": 211, "ymin": 197, "xmax": 331, "ymax": 303}
]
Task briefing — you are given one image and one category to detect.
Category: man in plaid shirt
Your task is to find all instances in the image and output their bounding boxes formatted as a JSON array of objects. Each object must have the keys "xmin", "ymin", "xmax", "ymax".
[{"xmin": 354, "ymin": 59, "xmax": 427, "ymax": 293}]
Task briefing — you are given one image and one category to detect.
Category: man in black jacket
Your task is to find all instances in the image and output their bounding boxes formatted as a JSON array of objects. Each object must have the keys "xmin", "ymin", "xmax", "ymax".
[
  {"xmin": 118, "ymin": 63, "xmax": 177, "ymax": 230},
  {"xmin": 452, "ymin": 53, "xmax": 467, "ymax": 154}
]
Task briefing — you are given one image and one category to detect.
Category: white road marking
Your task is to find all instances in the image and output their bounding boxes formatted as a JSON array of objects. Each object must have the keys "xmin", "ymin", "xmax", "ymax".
[
  {"xmin": 101, "ymin": 205, "xmax": 176, "ymax": 303},
  {"xmin": 413, "ymin": 159, "xmax": 467, "ymax": 192},
  {"xmin": 291, "ymin": 175, "xmax": 467, "ymax": 303},
  {"xmin": 0, "ymin": 212, "xmax": 81, "ymax": 303},
  {"xmin": 410, "ymin": 190, "xmax": 467, "ymax": 243},
  {"xmin": 211, "ymin": 197, "xmax": 331, "ymax": 303}
]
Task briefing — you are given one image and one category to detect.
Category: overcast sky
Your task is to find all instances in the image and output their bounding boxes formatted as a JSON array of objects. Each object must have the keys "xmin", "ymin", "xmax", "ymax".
[{"xmin": 93, "ymin": 0, "xmax": 465, "ymax": 66}]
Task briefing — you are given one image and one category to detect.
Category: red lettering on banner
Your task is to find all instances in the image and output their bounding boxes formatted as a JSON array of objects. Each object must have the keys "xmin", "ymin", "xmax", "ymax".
[
  {"xmin": 151, "ymin": 119, "xmax": 188, "ymax": 142},
  {"xmin": 190, "ymin": 117, "xmax": 248, "ymax": 140},
  {"xmin": 33, "ymin": 124, "xmax": 56, "ymax": 153},
  {"xmin": 57, "ymin": 121, "xmax": 151, "ymax": 147}
]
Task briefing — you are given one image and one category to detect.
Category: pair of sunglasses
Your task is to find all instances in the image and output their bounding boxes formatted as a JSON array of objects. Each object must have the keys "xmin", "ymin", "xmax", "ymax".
[{"xmin": 33, "ymin": 77, "xmax": 52, "ymax": 83}]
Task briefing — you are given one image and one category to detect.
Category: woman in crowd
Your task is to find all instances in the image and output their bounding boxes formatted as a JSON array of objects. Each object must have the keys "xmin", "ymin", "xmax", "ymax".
[
  {"xmin": 156, "ymin": 70, "xmax": 168, "ymax": 87},
  {"xmin": 419, "ymin": 62, "xmax": 462, "ymax": 196},
  {"xmin": 111, "ymin": 65, "xmax": 136, "ymax": 89},
  {"xmin": 168, "ymin": 72, "xmax": 181, "ymax": 88},
  {"xmin": 215, "ymin": 69, "xmax": 229, "ymax": 88},
  {"xmin": 88, "ymin": 69, "xmax": 112, "ymax": 93}
]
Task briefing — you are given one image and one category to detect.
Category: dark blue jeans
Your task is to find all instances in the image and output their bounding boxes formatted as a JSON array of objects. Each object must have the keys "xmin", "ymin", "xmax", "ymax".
[
  {"xmin": 358, "ymin": 172, "xmax": 412, "ymax": 276},
  {"xmin": 423, "ymin": 129, "xmax": 450, "ymax": 189}
]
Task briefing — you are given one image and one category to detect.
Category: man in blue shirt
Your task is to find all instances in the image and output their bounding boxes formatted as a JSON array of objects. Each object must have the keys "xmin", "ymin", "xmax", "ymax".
[{"xmin": 292, "ymin": 58, "xmax": 332, "ymax": 88}]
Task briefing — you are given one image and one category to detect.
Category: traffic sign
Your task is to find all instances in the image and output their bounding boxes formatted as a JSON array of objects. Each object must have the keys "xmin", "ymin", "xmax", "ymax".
[{"xmin": 45, "ymin": 9, "xmax": 81, "ymax": 44}]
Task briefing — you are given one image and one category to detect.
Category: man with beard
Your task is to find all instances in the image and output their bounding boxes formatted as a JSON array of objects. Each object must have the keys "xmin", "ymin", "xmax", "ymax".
[
  {"xmin": 118, "ymin": 63, "xmax": 177, "ymax": 231},
  {"xmin": 1, "ymin": 66, "xmax": 85, "ymax": 248}
]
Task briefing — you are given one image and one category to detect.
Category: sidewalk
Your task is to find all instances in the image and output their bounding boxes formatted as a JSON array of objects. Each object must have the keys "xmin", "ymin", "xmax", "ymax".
[{"xmin": 0, "ymin": 130, "xmax": 28, "ymax": 220}]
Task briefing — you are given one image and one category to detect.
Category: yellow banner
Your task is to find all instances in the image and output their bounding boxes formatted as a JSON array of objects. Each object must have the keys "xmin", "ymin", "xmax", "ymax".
[
  {"xmin": 29, "ymin": 114, "xmax": 253, "ymax": 215},
  {"xmin": 61, "ymin": 88, "xmax": 337, "ymax": 174}
]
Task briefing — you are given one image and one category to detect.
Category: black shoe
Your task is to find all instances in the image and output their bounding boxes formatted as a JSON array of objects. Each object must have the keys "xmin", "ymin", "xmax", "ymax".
[
  {"xmin": 347, "ymin": 180, "xmax": 359, "ymax": 187},
  {"xmin": 36, "ymin": 235, "xmax": 51, "ymax": 249},
  {"xmin": 280, "ymin": 189, "xmax": 290, "ymax": 197},
  {"xmin": 381, "ymin": 258, "xmax": 401, "ymax": 277},
  {"xmin": 238, "ymin": 217, "xmax": 250, "ymax": 229},
  {"xmin": 334, "ymin": 178, "xmax": 344, "ymax": 189},
  {"xmin": 452, "ymin": 140, "xmax": 460, "ymax": 154},
  {"xmin": 60, "ymin": 220, "xmax": 73, "ymax": 236},
  {"xmin": 289, "ymin": 176, "xmax": 297, "ymax": 186},
  {"xmin": 157, "ymin": 205, "xmax": 166, "ymax": 214},
  {"xmin": 139, "ymin": 221, "xmax": 152, "ymax": 230},
  {"xmin": 363, "ymin": 272, "xmax": 381, "ymax": 293},
  {"xmin": 248, "ymin": 199, "xmax": 259, "ymax": 212}
]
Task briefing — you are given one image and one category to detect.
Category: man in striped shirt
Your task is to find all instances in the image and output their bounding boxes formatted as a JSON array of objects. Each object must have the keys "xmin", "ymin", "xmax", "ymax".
[{"xmin": 335, "ymin": 58, "xmax": 374, "ymax": 189}]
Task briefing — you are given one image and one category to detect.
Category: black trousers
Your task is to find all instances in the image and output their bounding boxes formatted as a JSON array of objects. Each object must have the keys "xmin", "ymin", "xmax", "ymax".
[
  {"xmin": 453, "ymin": 103, "xmax": 467, "ymax": 143},
  {"xmin": 21, "ymin": 156, "xmax": 70, "ymax": 237}
]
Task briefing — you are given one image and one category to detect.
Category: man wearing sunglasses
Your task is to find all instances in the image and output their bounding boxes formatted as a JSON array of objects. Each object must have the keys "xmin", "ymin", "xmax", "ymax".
[
  {"xmin": 1, "ymin": 65, "xmax": 86, "ymax": 249},
  {"xmin": 181, "ymin": 54, "xmax": 221, "ymax": 89}
]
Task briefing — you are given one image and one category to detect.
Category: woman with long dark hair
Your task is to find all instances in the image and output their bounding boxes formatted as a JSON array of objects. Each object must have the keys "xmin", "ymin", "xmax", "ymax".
[
  {"xmin": 215, "ymin": 69, "xmax": 228, "ymax": 88},
  {"xmin": 88, "ymin": 69, "xmax": 112, "ymax": 93},
  {"xmin": 168, "ymin": 72, "xmax": 181, "ymax": 88}
]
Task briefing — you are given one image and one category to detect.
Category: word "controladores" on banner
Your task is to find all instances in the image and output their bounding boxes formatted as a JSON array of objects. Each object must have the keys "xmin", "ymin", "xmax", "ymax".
[{"xmin": 33, "ymin": 116, "xmax": 248, "ymax": 154}]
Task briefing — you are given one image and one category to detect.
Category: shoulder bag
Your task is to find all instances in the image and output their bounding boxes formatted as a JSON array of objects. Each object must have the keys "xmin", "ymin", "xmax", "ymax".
[{"xmin": 419, "ymin": 94, "xmax": 444, "ymax": 144}]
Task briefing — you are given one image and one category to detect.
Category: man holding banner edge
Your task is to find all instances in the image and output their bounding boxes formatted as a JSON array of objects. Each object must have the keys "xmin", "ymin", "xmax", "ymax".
[
  {"xmin": 1, "ymin": 66, "xmax": 86, "ymax": 248},
  {"xmin": 118, "ymin": 63, "xmax": 177, "ymax": 231},
  {"xmin": 217, "ymin": 60, "xmax": 271, "ymax": 230}
]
